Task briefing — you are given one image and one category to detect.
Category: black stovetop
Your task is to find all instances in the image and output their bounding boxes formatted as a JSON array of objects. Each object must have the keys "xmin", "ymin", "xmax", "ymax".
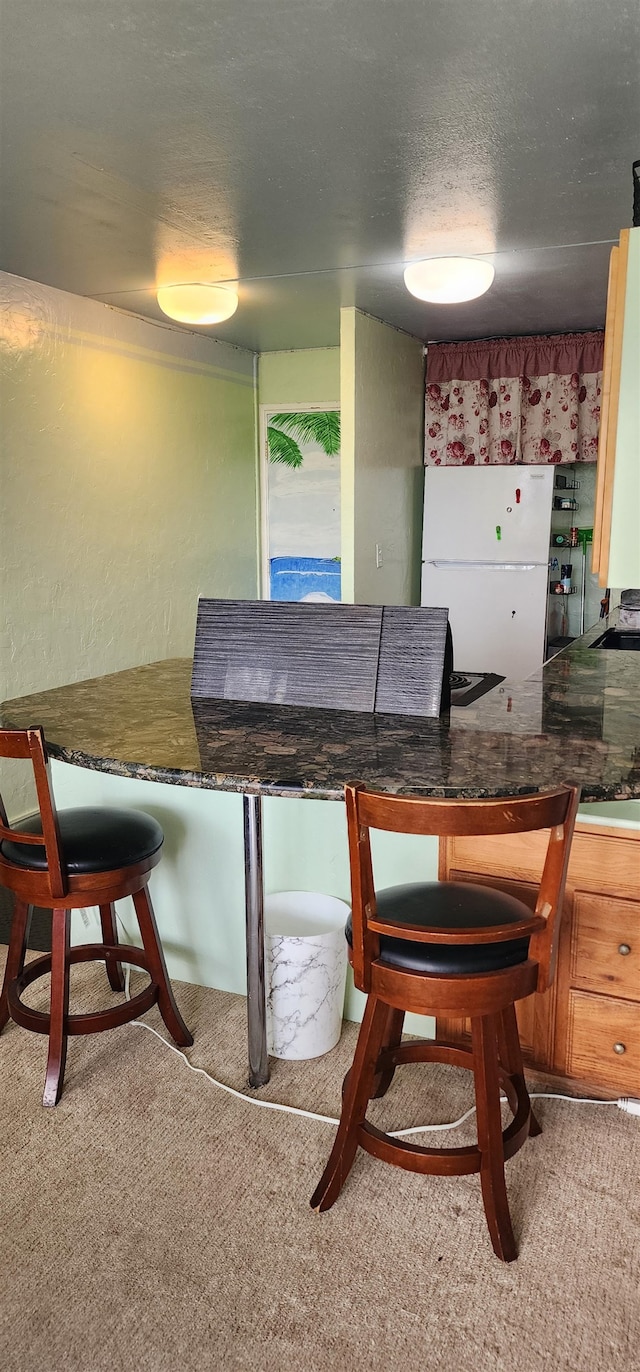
[{"xmin": 450, "ymin": 671, "xmax": 505, "ymax": 706}]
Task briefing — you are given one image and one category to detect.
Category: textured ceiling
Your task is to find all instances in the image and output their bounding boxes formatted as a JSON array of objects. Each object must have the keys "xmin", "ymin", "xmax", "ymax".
[{"xmin": 1, "ymin": 0, "xmax": 638, "ymax": 351}]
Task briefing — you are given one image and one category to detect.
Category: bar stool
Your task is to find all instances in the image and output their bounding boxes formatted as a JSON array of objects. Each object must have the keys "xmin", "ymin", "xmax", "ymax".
[
  {"xmin": 311, "ymin": 782, "xmax": 579, "ymax": 1261},
  {"xmin": 0, "ymin": 726, "xmax": 193, "ymax": 1105}
]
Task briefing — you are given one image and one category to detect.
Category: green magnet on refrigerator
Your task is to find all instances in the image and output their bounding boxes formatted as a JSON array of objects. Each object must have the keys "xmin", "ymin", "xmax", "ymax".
[{"xmin": 496, "ymin": 525, "xmax": 501, "ymax": 541}]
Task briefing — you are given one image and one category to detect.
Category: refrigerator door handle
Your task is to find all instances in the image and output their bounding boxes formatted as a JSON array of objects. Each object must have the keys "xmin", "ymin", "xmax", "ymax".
[{"xmin": 425, "ymin": 560, "xmax": 542, "ymax": 571}]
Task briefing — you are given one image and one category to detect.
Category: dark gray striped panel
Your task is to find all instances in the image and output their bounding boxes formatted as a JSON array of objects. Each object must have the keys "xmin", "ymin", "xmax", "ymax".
[
  {"xmin": 191, "ymin": 599, "xmax": 383, "ymax": 712},
  {"xmin": 375, "ymin": 606, "xmax": 451, "ymax": 717}
]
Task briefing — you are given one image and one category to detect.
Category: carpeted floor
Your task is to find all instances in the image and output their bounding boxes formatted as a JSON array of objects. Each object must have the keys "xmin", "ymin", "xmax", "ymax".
[{"xmin": 1, "ymin": 950, "xmax": 639, "ymax": 1372}]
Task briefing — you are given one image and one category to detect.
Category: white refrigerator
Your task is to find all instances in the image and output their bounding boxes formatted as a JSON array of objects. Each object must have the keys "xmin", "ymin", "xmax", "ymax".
[{"xmin": 421, "ymin": 466, "xmax": 554, "ymax": 680}]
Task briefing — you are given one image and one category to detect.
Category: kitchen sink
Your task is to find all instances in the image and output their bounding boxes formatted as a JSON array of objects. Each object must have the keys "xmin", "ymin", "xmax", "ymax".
[{"xmin": 590, "ymin": 629, "xmax": 640, "ymax": 651}]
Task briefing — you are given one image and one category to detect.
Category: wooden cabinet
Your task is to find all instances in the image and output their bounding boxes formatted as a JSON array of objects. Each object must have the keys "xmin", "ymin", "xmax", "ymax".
[{"xmin": 438, "ymin": 822, "xmax": 640, "ymax": 1096}]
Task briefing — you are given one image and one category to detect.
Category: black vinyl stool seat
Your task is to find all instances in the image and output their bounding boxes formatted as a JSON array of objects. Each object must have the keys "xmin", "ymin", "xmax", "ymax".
[
  {"xmin": 346, "ymin": 882, "xmax": 531, "ymax": 975},
  {"xmin": 0, "ymin": 807, "xmax": 164, "ymax": 874},
  {"xmin": 311, "ymin": 783, "xmax": 580, "ymax": 1262},
  {"xmin": 0, "ymin": 726, "xmax": 193, "ymax": 1106}
]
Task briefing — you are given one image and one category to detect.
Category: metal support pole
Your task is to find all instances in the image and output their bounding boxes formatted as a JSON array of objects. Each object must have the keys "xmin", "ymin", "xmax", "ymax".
[{"xmin": 243, "ymin": 792, "xmax": 269, "ymax": 1086}]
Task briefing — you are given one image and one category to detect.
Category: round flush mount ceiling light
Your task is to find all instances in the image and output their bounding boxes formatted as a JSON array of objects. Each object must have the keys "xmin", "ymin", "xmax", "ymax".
[
  {"xmin": 156, "ymin": 283, "xmax": 239, "ymax": 325},
  {"xmin": 403, "ymin": 257, "xmax": 495, "ymax": 304}
]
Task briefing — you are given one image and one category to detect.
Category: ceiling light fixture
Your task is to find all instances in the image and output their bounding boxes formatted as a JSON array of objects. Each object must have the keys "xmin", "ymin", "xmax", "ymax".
[
  {"xmin": 156, "ymin": 283, "xmax": 239, "ymax": 325},
  {"xmin": 403, "ymin": 257, "xmax": 495, "ymax": 304}
]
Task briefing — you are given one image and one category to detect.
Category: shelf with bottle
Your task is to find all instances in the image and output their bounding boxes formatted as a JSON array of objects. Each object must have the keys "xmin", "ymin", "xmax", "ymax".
[
  {"xmin": 553, "ymin": 496, "xmax": 580, "ymax": 511},
  {"xmin": 548, "ymin": 556, "xmax": 578, "ymax": 598},
  {"xmin": 550, "ymin": 526, "xmax": 593, "ymax": 549}
]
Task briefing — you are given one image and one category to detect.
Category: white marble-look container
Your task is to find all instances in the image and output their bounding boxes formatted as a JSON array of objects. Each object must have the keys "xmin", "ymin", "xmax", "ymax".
[{"xmin": 265, "ymin": 892, "xmax": 349, "ymax": 1060}]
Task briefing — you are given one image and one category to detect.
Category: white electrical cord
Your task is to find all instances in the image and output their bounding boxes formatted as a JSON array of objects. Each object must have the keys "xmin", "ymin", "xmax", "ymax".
[{"xmin": 122, "ymin": 963, "xmax": 640, "ymax": 1132}]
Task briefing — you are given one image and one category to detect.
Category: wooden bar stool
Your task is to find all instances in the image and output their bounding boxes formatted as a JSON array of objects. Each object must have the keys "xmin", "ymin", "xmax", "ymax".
[
  {"xmin": 311, "ymin": 783, "xmax": 579, "ymax": 1261},
  {"xmin": 0, "ymin": 727, "xmax": 193, "ymax": 1106}
]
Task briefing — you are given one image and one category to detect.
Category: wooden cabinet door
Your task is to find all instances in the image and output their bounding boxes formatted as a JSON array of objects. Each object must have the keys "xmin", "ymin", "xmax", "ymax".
[{"xmin": 592, "ymin": 232, "xmax": 629, "ymax": 587}]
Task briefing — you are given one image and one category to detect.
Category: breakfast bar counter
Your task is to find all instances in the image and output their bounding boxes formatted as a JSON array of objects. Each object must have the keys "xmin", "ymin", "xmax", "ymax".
[
  {"xmin": 2, "ymin": 617, "xmax": 640, "ymax": 804},
  {"xmin": 2, "ymin": 613, "xmax": 639, "ymax": 1088}
]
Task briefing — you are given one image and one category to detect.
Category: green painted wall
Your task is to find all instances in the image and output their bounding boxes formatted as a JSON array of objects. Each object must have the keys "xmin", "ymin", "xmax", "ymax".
[
  {"xmin": 340, "ymin": 308, "xmax": 425, "ymax": 606},
  {"xmin": 258, "ymin": 348, "xmax": 340, "ymax": 406},
  {"xmin": 0, "ymin": 272, "xmax": 258, "ymax": 814}
]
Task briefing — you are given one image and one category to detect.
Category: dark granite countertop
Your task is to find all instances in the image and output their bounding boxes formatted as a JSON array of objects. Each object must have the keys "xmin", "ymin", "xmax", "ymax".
[{"xmin": 2, "ymin": 615, "xmax": 639, "ymax": 802}]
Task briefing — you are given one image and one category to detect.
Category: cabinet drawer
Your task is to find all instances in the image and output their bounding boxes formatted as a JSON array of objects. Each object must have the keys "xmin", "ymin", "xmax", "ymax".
[
  {"xmin": 567, "ymin": 990, "xmax": 640, "ymax": 1093},
  {"xmin": 571, "ymin": 893, "xmax": 640, "ymax": 1000}
]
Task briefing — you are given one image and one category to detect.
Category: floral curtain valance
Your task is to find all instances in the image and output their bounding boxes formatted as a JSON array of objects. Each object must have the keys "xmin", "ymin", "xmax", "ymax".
[{"xmin": 425, "ymin": 331, "xmax": 604, "ymax": 466}]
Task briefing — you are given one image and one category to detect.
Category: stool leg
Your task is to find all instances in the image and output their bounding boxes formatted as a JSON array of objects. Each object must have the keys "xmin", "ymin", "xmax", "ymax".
[
  {"xmin": 43, "ymin": 908, "xmax": 71, "ymax": 1107},
  {"xmin": 311, "ymin": 994, "xmax": 390, "ymax": 1213},
  {"xmin": 472, "ymin": 1013, "xmax": 517, "ymax": 1262},
  {"xmin": 0, "ymin": 900, "xmax": 33, "ymax": 1033},
  {"xmin": 371, "ymin": 1007, "xmax": 405, "ymax": 1099},
  {"xmin": 99, "ymin": 903, "xmax": 126, "ymax": 993},
  {"xmin": 132, "ymin": 887, "xmax": 193, "ymax": 1047},
  {"xmin": 499, "ymin": 1003, "xmax": 542, "ymax": 1137}
]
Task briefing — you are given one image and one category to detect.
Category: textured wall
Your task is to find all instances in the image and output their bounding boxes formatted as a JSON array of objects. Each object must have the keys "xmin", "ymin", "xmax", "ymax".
[
  {"xmin": 258, "ymin": 348, "xmax": 340, "ymax": 406},
  {"xmin": 0, "ymin": 272, "xmax": 258, "ymax": 812},
  {"xmin": 340, "ymin": 308, "xmax": 425, "ymax": 606}
]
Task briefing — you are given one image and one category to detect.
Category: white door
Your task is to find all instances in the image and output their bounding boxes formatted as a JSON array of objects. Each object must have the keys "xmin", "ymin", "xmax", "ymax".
[
  {"xmin": 423, "ymin": 467, "xmax": 554, "ymax": 562},
  {"xmin": 421, "ymin": 562, "xmax": 549, "ymax": 680}
]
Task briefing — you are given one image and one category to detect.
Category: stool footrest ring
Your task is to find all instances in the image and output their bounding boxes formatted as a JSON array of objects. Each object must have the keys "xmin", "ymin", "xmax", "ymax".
[
  {"xmin": 7, "ymin": 943, "xmax": 158, "ymax": 1036},
  {"xmin": 356, "ymin": 1038, "xmax": 532, "ymax": 1176}
]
